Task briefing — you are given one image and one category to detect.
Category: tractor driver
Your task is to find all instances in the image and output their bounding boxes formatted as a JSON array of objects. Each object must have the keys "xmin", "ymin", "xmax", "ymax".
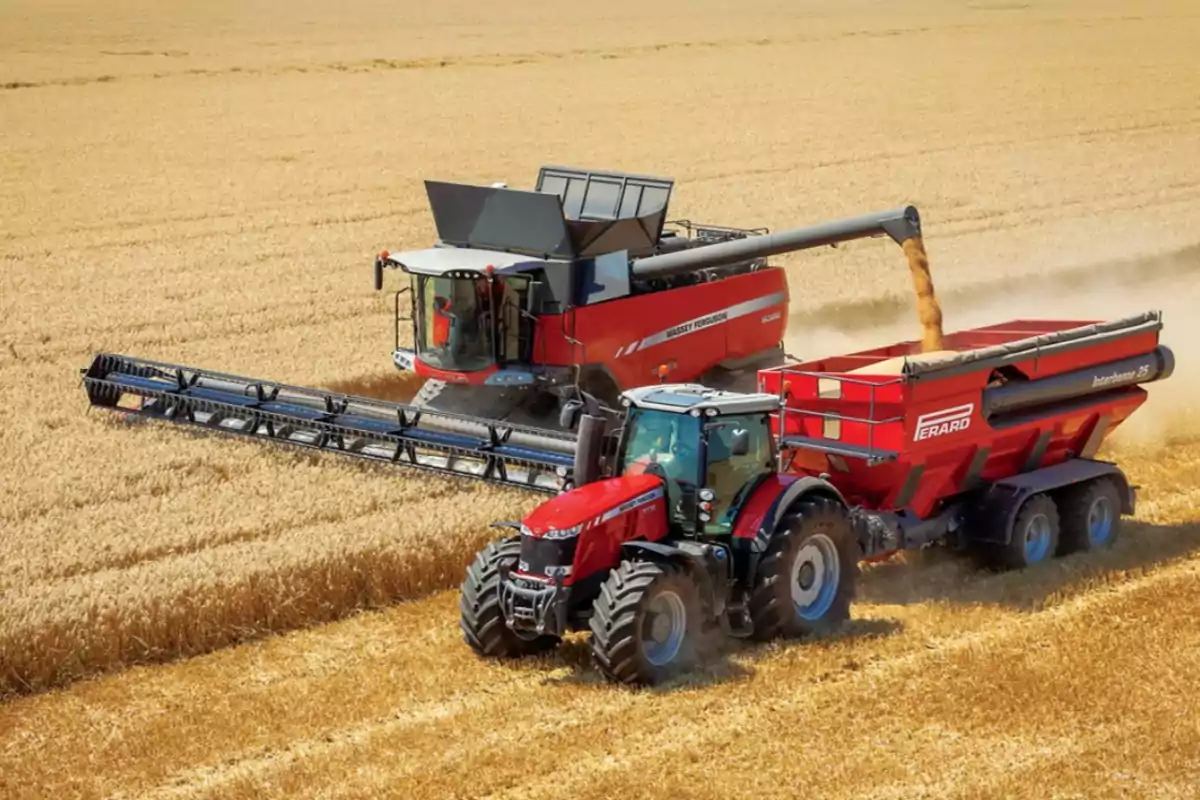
[{"xmin": 622, "ymin": 413, "xmax": 699, "ymax": 520}]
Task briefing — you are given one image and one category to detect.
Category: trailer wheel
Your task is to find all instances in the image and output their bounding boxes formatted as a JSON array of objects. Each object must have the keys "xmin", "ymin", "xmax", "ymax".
[
  {"xmin": 991, "ymin": 493, "xmax": 1061, "ymax": 569},
  {"xmin": 1058, "ymin": 478, "xmax": 1122, "ymax": 554},
  {"xmin": 460, "ymin": 539, "xmax": 560, "ymax": 659},
  {"xmin": 748, "ymin": 497, "xmax": 858, "ymax": 641},
  {"xmin": 589, "ymin": 560, "xmax": 702, "ymax": 685}
]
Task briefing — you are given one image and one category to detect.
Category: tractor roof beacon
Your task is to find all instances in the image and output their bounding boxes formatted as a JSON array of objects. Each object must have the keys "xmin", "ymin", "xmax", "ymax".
[{"xmin": 460, "ymin": 312, "xmax": 1174, "ymax": 685}]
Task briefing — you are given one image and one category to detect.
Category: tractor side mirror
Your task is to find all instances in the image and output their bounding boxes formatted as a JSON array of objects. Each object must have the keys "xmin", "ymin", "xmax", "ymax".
[
  {"xmin": 730, "ymin": 428, "xmax": 751, "ymax": 457},
  {"xmin": 559, "ymin": 399, "xmax": 583, "ymax": 430}
]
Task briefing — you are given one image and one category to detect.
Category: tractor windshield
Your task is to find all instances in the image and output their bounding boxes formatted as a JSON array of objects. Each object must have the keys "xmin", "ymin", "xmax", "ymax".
[
  {"xmin": 618, "ymin": 409, "xmax": 702, "ymax": 527},
  {"xmin": 413, "ymin": 274, "xmax": 495, "ymax": 372}
]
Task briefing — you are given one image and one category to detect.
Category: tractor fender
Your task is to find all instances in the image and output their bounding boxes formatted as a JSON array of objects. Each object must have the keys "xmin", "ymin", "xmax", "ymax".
[
  {"xmin": 732, "ymin": 475, "xmax": 848, "ymax": 550},
  {"xmin": 620, "ymin": 540, "xmax": 727, "ymax": 617},
  {"xmin": 967, "ymin": 459, "xmax": 1133, "ymax": 545}
]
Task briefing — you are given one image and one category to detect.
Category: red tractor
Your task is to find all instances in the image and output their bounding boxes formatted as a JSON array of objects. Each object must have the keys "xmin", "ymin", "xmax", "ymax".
[
  {"xmin": 460, "ymin": 312, "xmax": 1173, "ymax": 684},
  {"xmin": 374, "ymin": 166, "xmax": 924, "ymax": 423}
]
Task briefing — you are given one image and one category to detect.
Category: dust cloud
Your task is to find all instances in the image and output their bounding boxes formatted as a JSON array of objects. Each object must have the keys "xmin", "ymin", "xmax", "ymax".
[{"xmin": 784, "ymin": 244, "xmax": 1199, "ymax": 446}]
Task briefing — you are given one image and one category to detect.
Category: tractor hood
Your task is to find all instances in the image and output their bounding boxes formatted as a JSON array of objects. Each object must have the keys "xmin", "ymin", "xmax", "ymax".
[{"xmin": 522, "ymin": 474, "xmax": 664, "ymax": 537}]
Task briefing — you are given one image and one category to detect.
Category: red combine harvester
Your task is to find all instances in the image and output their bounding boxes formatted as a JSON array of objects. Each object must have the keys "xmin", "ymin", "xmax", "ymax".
[
  {"xmin": 81, "ymin": 168, "xmax": 926, "ymax": 491},
  {"xmin": 372, "ymin": 165, "xmax": 923, "ymax": 421},
  {"xmin": 460, "ymin": 311, "xmax": 1173, "ymax": 684}
]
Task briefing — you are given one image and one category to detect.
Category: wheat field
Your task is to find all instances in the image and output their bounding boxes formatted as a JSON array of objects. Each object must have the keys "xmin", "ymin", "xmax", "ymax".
[{"xmin": 2, "ymin": 0, "xmax": 1200, "ymax": 797}]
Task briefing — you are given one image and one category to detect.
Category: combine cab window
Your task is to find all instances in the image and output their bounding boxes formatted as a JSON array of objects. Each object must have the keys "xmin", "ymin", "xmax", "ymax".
[
  {"xmin": 618, "ymin": 409, "xmax": 702, "ymax": 528},
  {"xmin": 414, "ymin": 275, "xmax": 495, "ymax": 372}
]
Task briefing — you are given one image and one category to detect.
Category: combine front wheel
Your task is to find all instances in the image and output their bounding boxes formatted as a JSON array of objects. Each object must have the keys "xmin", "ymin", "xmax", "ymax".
[
  {"xmin": 749, "ymin": 497, "xmax": 859, "ymax": 640},
  {"xmin": 460, "ymin": 539, "xmax": 560, "ymax": 658},
  {"xmin": 589, "ymin": 560, "xmax": 702, "ymax": 685}
]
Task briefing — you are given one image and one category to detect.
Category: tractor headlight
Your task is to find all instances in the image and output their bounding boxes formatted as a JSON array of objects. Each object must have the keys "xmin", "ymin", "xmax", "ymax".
[
  {"xmin": 699, "ymin": 488, "xmax": 715, "ymax": 502},
  {"xmin": 542, "ymin": 523, "xmax": 584, "ymax": 540}
]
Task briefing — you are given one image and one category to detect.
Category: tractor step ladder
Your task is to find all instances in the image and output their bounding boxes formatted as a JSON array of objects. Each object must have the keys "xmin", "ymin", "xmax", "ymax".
[{"xmin": 81, "ymin": 354, "xmax": 578, "ymax": 493}]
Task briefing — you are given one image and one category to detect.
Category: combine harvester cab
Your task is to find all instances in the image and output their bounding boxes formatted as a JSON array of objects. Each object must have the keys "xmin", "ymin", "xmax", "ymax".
[{"xmin": 461, "ymin": 311, "xmax": 1173, "ymax": 685}]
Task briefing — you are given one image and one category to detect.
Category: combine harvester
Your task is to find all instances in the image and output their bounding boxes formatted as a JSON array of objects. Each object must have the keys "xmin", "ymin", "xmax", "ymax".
[
  {"xmin": 82, "ymin": 165, "xmax": 931, "ymax": 490},
  {"xmin": 460, "ymin": 311, "xmax": 1174, "ymax": 684},
  {"xmin": 370, "ymin": 165, "xmax": 926, "ymax": 419}
]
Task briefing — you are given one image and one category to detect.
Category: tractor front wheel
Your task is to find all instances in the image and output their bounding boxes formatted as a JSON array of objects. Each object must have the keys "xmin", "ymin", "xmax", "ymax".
[
  {"xmin": 749, "ymin": 497, "xmax": 859, "ymax": 640},
  {"xmin": 589, "ymin": 560, "xmax": 703, "ymax": 685},
  {"xmin": 460, "ymin": 539, "xmax": 560, "ymax": 659}
]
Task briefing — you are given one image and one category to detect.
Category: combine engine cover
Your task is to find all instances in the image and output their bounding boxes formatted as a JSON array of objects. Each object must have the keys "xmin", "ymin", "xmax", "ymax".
[{"xmin": 501, "ymin": 475, "xmax": 668, "ymax": 637}]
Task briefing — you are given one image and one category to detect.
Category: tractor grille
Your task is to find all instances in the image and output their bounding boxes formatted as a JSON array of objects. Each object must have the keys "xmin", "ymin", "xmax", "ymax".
[{"xmin": 518, "ymin": 533, "xmax": 578, "ymax": 579}]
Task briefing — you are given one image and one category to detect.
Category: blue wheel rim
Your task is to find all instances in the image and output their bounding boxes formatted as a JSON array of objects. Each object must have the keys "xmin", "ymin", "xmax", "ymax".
[
  {"xmin": 641, "ymin": 590, "xmax": 686, "ymax": 667},
  {"xmin": 1023, "ymin": 513, "xmax": 1052, "ymax": 563},
  {"xmin": 790, "ymin": 535, "xmax": 840, "ymax": 621},
  {"xmin": 1087, "ymin": 496, "xmax": 1114, "ymax": 545}
]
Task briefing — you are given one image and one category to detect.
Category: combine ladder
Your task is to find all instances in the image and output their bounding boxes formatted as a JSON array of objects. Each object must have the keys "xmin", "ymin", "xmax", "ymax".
[{"xmin": 81, "ymin": 354, "xmax": 579, "ymax": 493}]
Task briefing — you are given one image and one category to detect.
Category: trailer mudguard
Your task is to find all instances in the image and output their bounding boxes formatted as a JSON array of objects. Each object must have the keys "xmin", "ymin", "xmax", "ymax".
[{"xmin": 967, "ymin": 459, "xmax": 1133, "ymax": 545}]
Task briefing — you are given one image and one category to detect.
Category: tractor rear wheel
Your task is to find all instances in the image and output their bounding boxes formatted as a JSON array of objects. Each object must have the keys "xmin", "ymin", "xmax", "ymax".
[
  {"xmin": 1058, "ymin": 478, "xmax": 1122, "ymax": 554},
  {"xmin": 748, "ymin": 497, "xmax": 859, "ymax": 641},
  {"xmin": 589, "ymin": 560, "xmax": 703, "ymax": 685},
  {"xmin": 460, "ymin": 538, "xmax": 560, "ymax": 658}
]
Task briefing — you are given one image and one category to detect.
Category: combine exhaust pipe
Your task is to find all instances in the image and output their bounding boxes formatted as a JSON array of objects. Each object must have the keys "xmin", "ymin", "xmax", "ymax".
[{"xmin": 632, "ymin": 205, "xmax": 922, "ymax": 280}]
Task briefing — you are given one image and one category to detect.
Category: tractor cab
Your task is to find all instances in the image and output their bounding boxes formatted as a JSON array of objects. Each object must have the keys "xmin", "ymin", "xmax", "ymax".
[{"xmin": 615, "ymin": 384, "xmax": 781, "ymax": 536}]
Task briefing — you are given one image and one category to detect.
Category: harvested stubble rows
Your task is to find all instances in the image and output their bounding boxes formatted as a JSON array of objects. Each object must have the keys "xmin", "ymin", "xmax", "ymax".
[
  {"xmin": 1, "ymin": 434, "xmax": 1198, "ymax": 800},
  {"xmin": 2, "ymin": 0, "xmax": 1200, "ymax": 744},
  {"xmin": 0, "ymin": 414, "xmax": 540, "ymax": 694}
]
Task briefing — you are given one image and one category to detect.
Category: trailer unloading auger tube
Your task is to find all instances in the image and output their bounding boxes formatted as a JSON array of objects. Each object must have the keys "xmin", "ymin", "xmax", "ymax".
[
  {"xmin": 982, "ymin": 346, "xmax": 1175, "ymax": 420},
  {"xmin": 81, "ymin": 354, "xmax": 586, "ymax": 493}
]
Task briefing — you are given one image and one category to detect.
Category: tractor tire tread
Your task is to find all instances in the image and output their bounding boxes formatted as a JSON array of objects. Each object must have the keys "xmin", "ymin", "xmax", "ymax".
[
  {"xmin": 460, "ymin": 538, "xmax": 559, "ymax": 658},
  {"xmin": 589, "ymin": 560, "xmax": 693, "ymax": 685},
  {"xmin": 748, "ymin": 497, "xmax": 858, "ymax": 641}
]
